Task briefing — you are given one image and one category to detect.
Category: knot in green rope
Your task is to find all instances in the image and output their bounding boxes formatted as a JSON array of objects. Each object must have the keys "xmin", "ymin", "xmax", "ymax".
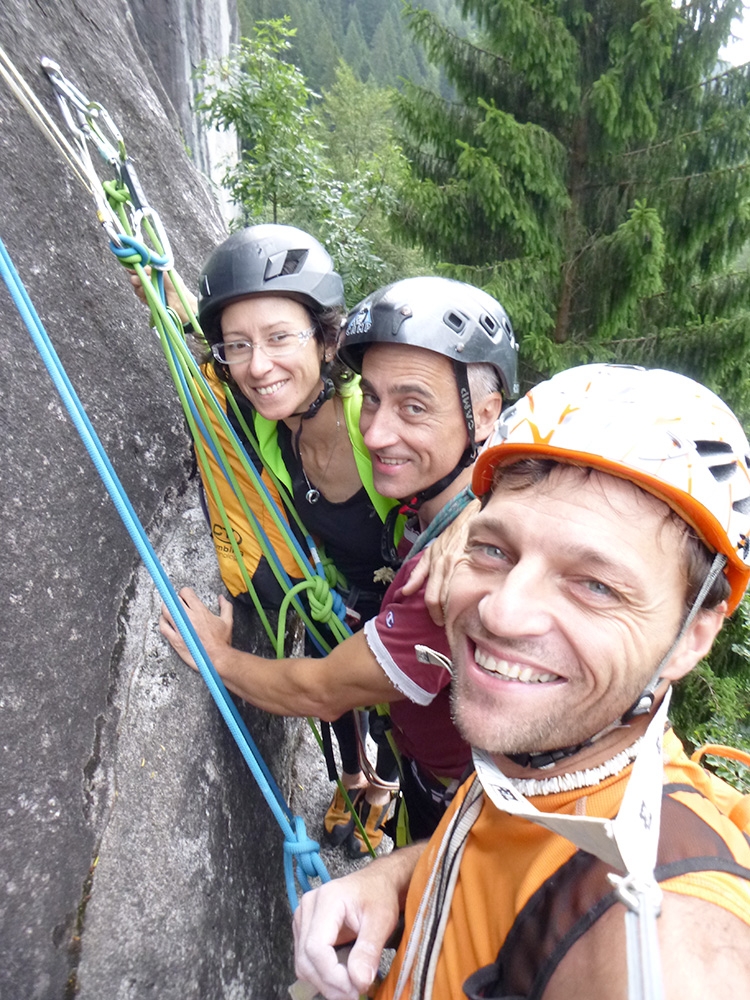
[
  {"xmin": 306, "ymin": 576, "xmax": 337, "ymax": 624},
  {"xmin": 321, "ymin": 556, "xmax": 346, "ymax": 591},
  {"xmin": 102, "ymin": 179, "xmax": 130, "ymax": 205}
]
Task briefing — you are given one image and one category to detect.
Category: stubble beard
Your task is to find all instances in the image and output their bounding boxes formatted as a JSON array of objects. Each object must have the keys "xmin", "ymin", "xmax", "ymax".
[
  {"xmin": 449, "ymin": 670, "xmax": 565, "ymax": 757},
  {"xmin": 448, "ymin": 632, "xmax": 659, "ymax": 760}
]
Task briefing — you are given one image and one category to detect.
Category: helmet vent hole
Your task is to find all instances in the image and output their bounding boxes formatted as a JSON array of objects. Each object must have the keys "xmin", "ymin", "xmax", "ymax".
[
  {"xmin": 695, "ymin": 439, "xmax": 733, "ymax": 457},
  {"xmin": 709, "ymin": 461, "xmax": 738, "ymax": 482},
  {"xmin": 733, "ymin": 496, "xmax": 750, "ymax": 515},
  {"xmin": 444, "ymin": 310, "xmax": 466, "ymax": 333},
  {"xmin": 265, "ymin": 248, "xmax": 309, "ymax": 281},
  {"xmin": 480, "ymin": 314, "xmax": 497, "ymax": 334}
]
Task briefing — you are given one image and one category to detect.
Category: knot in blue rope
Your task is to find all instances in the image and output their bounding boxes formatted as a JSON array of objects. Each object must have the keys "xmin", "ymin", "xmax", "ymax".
[
  {"xmin": 109, "ymin": 234, "xmax": 170, "ymax": 269},
  {"xmin": 282, "ymin": 814, "xmax": 330, "ymax": 909},
  {"xmin": 283, "ymin": 815, "xmax": 322, "ymax": 880},
  {"xmin": 306, "ymin": 575, "xmax": 347, "ymax": 624}
]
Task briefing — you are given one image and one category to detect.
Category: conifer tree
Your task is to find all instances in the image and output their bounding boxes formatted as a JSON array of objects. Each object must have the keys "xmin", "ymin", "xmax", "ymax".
[
  {"xmin": 353, "ymin": 0, "xmax": 387, "ymax": 46},
  {"xmin": 394, "ymin": 0, "xmax": 750, "ymax": 412},
  {"xmin": 287, "ymin": 0, "xmax": 341, "ymax": 90},
  {"xmin": 370, "ymin": 10, "xmax": 403, "ymax": 87},
  {"xmin": 395, "ymin": 0, "xmax": 750, "ymax": 768},
  {"xmin": 342, "ymin": 7, "xmax": 371, "ymax": 81}
]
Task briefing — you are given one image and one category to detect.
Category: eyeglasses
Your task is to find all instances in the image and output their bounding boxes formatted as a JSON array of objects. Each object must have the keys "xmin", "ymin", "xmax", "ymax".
[{"xmin": 211, "ymin": 326, "xmax": 316, "ymax": 365}]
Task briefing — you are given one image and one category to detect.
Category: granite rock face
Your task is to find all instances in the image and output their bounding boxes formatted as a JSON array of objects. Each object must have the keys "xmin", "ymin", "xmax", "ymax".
[
  {"xmin": 0, "ymin": 2, "xmax": 305, "ymax": 997},
  {"xmin": 127, "ymin": 0, "xmax": 238, "ymax": 213}
]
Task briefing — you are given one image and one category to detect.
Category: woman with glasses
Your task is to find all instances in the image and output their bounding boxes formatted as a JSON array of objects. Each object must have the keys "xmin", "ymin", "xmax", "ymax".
[{"xmin": 142, "ymin": 224, "xmax": 401, "ymax": 858}]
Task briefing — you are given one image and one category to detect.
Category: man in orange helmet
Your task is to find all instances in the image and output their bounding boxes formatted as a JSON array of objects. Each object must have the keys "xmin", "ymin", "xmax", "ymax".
[{"xmin": 293, "ymin": 364, "xmax": 750, "ymax": 1000}]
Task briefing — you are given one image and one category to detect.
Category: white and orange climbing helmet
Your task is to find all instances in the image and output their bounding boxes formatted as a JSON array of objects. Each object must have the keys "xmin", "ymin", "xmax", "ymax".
[{"xmin": 473, "ymin": 364, "xmax": 750, "ymax": 614}]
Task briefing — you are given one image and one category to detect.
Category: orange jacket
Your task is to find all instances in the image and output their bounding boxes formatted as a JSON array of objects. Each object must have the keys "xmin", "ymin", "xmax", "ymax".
[{"xmin": 378, "ymin": 729, "xmax": 750, "ymax": 1000}]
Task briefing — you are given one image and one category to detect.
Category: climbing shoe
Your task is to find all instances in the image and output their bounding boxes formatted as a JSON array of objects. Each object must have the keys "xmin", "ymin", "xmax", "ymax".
[
  {"xmin": 323, "ymin": 786, "xmax": 362, "ymax": 847},
  {"xmin": 346, "ymin": 795, "xmax": 393, "ymax": 858}
]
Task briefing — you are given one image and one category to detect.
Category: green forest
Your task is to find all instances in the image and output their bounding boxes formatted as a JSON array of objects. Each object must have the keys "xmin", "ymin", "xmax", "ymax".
[
  {"xmin": 200, "ymin": 0, "xmax": 750, "ymax": 782},
  {"xmin": 237, "ymin": 0, "xmax": 467, "ymax": 92}
]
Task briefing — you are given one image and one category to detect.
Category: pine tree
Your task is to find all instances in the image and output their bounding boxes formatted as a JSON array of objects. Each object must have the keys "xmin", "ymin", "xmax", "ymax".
[
  {"xmin": 353, "ymin": 0, "xmax": 386, "ymax": 46},
  {"xmin": 395, "ymin": 0, "xmax": 750, "ymax": 773},
  {"xmin": 287, "ymin": 0, "xmax": 342, "ymax": 90},
  {"xmin": 369, "ymin": 10, "xmax": 402, "ymax": 88},
  {"xmin": 342, "ymin": 7, "xmax": 371, "ymax": 81},
  {"xmin": 394, "ymin": 0, "xmax": 750, "ymax": 413}
]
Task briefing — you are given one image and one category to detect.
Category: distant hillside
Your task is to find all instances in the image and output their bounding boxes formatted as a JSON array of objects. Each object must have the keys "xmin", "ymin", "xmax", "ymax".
[{"xmin": 238, "ymin": 0, "xmax": 468, "ymax": 94}]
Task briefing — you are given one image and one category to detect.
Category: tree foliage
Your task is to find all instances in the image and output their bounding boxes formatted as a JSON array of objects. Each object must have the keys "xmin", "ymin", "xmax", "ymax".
[
  {"xmin": 671, "ymin": 593, "xmax": 750, "ymax": 791},
  {"xmin": 236, "ymin": 0, "xmax": 456, "ymax": 94},
  {"xmin": 393, "ymin": 0, "xmax": 750, "ymax": 769},
  {"xmin": 394, "ymin": 0, "xmax": 750, "ymax": 415},
  {"xmin": 195, "ymin": 20, "xmax": 323, "ymax": 224},
  {"xmin": 194, "ymin": 19, "xmax": 427, "ymax": 304}
]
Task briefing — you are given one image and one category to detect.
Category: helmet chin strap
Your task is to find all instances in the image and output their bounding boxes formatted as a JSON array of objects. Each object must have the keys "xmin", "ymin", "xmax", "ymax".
[
  {"xmin": 622, "ymin": 551, "xmax": 727, "ymax": 719},
  {"xmin": 291, "ymin": 358, "xmax": 335, "ymax": 420},
  {"xmin": 400, "ymin": 445, "xmax": 474, "ymax": 511},
  {"xmin": 508, "ymin": 551, "xmax": 727, "ymax": 771},
  {"xmin": 401, "ymin": 362, "xmax": 478, "ymax": 511},
  {"xmin": 291, "ymin": 362, "xmax": 336, "ymax": 457}
]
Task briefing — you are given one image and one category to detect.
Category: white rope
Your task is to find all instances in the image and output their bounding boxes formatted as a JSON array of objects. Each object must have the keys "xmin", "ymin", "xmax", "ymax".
[
  {"xmin": 0, "ymin": 45, "xmax": 91, "ymax": 192},
  {"xmin": 0, "ymin": 48, "xmax": 131, "ymax": 244},
  {"xmin": 391, "ymin": 778, "xmax": 484, "ymax": 1000}
]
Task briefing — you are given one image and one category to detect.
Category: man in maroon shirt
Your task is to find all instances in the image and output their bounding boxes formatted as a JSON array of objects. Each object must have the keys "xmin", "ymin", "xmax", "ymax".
[{"xmin": 160, "ymin": 276, "xmax": 518, "ymax": 843}]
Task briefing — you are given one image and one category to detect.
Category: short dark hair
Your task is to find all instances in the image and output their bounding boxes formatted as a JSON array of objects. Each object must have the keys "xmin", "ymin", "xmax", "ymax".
[{"xmin": 486, "ymin": 458, "xmax": 730, "ymax": 611}]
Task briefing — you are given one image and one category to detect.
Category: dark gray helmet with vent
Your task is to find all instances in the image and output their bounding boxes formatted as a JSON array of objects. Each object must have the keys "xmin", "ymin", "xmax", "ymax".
[
  {"xmin": 197, "ymin": 224, "xmax": 345, "ymax": 339},
  {"xmin": 340, "ymin": 276, "xmax": 519, "ymax": 399}
]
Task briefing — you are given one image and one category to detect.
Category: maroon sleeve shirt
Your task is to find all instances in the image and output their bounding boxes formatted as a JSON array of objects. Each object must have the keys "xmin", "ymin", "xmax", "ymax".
[{"xmin": 363, "ymin": 554, "xmax": 471, "ymax": 780}]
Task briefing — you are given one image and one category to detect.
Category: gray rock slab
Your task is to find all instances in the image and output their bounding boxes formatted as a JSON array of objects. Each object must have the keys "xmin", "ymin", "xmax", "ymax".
[
  {"xmin": 73, "ymin": 500, "xmax": 305, "ymax": 1000},
  {"xmin": 0, "ymin": 2, "xmax": 336, "ymax": 997}
]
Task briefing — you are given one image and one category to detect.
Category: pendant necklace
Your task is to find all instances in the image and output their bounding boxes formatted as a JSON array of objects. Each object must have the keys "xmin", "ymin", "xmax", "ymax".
[
  {"xmin": 299, "ymin": 399, "xmax": 340, "ymax": 504},
  {"xmin": 303, "ymin": 470, "xmax": 321, "ymax": 504}
]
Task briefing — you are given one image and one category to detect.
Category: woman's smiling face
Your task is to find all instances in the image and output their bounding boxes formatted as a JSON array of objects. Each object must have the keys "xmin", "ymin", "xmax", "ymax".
[{"xmin": 219, "ymin": 295, "xmax": 324, "ymax": 420}]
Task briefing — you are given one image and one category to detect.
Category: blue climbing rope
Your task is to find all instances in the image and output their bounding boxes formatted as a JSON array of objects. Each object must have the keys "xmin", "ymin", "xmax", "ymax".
[
  {"xmin": 408, "ymin": 484, "xmax": 475, "ymax": 557},
  {"xmin": 0, "ymin": 231, "xmax": 329, "ymax": 909},
  {"xmin": 1, "ymin": 51, "xmax": 377, "ymax": 869}
]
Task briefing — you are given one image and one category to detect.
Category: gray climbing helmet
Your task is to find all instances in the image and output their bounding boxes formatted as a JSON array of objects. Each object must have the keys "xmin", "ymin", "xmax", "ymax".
[
  {"xmin": 340, "ymin": 276, "xmax": 519, "ymax": 399},
  {"xmin": 197, "ymin": 224, "xmax": 345, "ymax": 339}
]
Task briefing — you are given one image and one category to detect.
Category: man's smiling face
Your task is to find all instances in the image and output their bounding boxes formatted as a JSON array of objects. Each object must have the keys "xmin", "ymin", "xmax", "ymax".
[
  {"xmin": 358, "ymin": 342, "xmax": 469, "ymax": 501},
  {"xmin": 446, "ymin": 464, "xmax": 698, "ymax": 763}
]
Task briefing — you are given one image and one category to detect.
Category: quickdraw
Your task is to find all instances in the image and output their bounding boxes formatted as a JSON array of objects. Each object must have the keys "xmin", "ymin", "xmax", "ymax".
[{"xmin": 42, "ymin": 56, "xmax": 173, "ymax": 261}]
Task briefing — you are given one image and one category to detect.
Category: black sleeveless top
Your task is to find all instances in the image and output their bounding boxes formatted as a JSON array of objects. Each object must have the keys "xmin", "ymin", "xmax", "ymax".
[{"xmin": 277, "ymin": 422, "xmax": 389, "ymax": 621}]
